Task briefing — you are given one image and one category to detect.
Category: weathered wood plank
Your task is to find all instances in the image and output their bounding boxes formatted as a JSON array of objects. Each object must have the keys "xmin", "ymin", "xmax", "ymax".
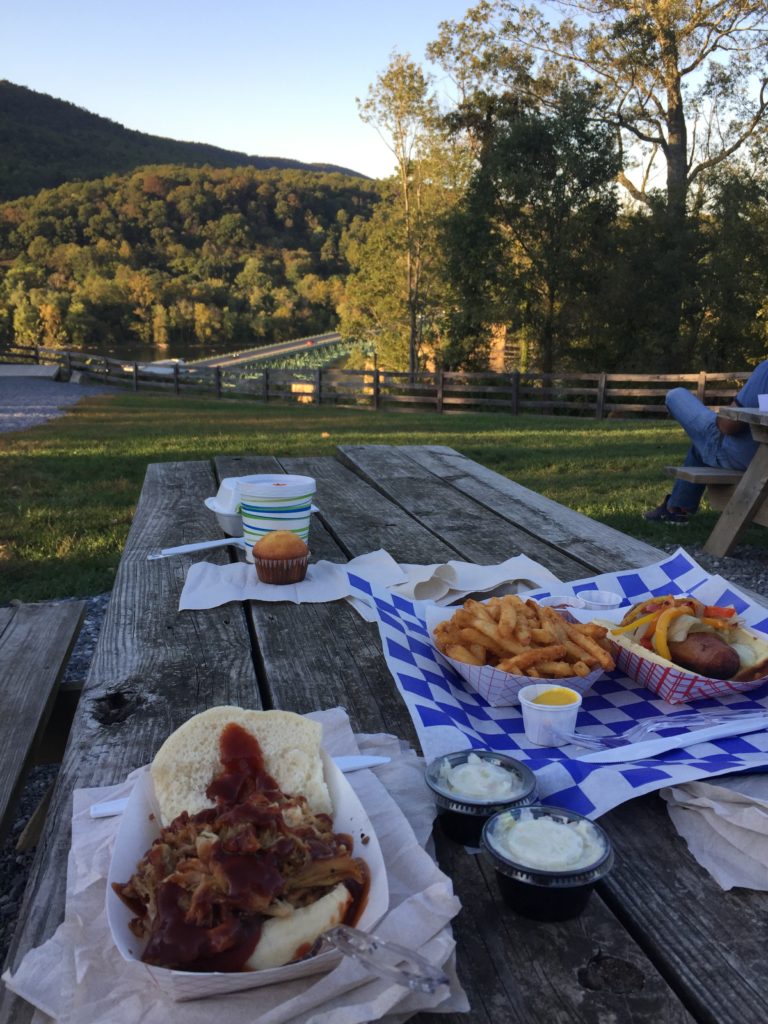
[
  {"xmin": 602, "ymin": 794, "xmax": 768, "ymax": 1024},
  {"xmin": 327, "ymin": 445, "xmax": 591, "ymax": 579},
  {"xmin": 279, "ymin": 455, "xmax": 462, "ymax": 564},
  {"xmin": 717, "ymin": 407, "xmax": 768, "ymax": 428},
  {"xmin": 336, "ymin": 443, "xmax": 662, "ymax": 578},
  {"xmin": 665, "ymin": 466, "xmax": 743, "ymax": 485},
  {"xmin": 214, "ymin": 454, "xmax": 439, "ymax": 737},
  {"xmin": 1, "ymin": 460, "xmax": 261, "ymax": 1021},
  {"xmin": 217, "ymin": 454, "xmax": 698, "ymax": 1024},
  {"xmin": 0, "ymin": 601, "xmax": 85, "ymax": 840},
  {"xmin": 436, "ymin": 830, "xmax": 694, "ymax": 1024}
]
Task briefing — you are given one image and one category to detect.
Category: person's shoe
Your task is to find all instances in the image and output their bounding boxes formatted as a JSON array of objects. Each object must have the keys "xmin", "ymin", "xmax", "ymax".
[{"xmin": 643, "ymin": 495, "xmax": 693, "ymax": 524}]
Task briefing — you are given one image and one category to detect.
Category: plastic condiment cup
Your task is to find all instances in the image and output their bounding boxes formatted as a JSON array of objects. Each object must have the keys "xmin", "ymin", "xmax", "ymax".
[
  {"xmin": 759, "ymin": 394, "xmax": 768, "ymax": 412},
  {"xmin": 481, "ymin": 805, "xmax": 614, "ymax": 921},
  {"xmin": 577, "ymin": 590, "xmax": 623, "ymax": 610},
  {"xmin": 424, "ymin": 750, "xmax": 537, "ymax": 846},
  {"xmin": 518, "ymin": 684, "xmax": 582, "ymax": 746},
  {"xmin": 536, "ymin": 595, "xmax": 587, "ymax": 610}
]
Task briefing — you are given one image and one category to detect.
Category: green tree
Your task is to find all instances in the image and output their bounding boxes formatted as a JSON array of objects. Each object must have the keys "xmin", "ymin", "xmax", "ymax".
[
  {"xmin": 430, "ymin": 0, "xmax": 768, "ymax": 362},
  {"xmin": 357, "ymin": 53, "xmax": 439, "ymax": 373},
  {"xmin": 350, "ymin": 53, "xmax": 470, "ymax": 371},
  {"xmin": 446, "ymin": 85, "xmax": 620, "ymax": 372}
]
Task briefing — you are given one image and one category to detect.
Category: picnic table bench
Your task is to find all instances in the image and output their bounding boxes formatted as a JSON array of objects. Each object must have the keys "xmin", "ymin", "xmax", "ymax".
[
  {"xmin": 0, "ymin": 600, "xmax": 85, "ymax": 843},
  {"xmin": 2, "ymin": 445, "xmax": 768, "ymax": 1024},
  {"xmin": 666, "ymin": 405, "xmax": 768, "ymax": 557}
]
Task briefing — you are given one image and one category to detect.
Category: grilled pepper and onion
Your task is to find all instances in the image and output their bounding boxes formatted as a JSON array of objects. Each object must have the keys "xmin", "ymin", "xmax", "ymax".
[{"xmin": 609, "ymin": 595, "xmax": 768, "ymax": 681}]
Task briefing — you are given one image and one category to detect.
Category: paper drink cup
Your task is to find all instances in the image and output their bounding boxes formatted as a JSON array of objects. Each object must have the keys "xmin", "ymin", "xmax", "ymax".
[
  {"xmin": 518, "ymin": 684, "xmax": 582, "ymax": 746},
  {"xmin": 238, "ymin": 474, "xmax": 316, "ymax": 508},
  {"xmin": 758, "ymin": 394, "xmax": 768, "ymax": 412}
]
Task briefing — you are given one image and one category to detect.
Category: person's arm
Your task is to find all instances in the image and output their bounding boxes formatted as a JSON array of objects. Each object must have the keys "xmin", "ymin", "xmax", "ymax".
[{"xmin": 717, "ymin": 404, "xmax": 748, "ymax": 435}]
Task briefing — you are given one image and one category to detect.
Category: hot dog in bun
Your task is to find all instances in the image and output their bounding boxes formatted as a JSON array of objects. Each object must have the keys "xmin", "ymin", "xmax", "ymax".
[
  {"xmin": 605, "ymin": 595, "xmax": 768, "ymax": 682},
  {"xmin": 112, "ymin": 707, "xmax": 369, "ymax": 972}
]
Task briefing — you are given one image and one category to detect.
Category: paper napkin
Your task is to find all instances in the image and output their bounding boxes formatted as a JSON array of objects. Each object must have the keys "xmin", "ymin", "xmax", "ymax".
[
  {"xmin": 661, "ymin": 774, "xmax": 768, "ymax": 891},
  {"xmin": 179, "ymin": 550, "xmax": 407, "ymax": 610},
  {"xmin": 179, "ymin": 549, "xmax": 562, "ymax": 619}
]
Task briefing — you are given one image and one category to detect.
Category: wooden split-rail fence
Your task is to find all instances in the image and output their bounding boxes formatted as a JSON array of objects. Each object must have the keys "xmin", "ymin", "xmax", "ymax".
[{"xmin": 0, "ymin": 344, "xmax": 751, "ymax": 418}]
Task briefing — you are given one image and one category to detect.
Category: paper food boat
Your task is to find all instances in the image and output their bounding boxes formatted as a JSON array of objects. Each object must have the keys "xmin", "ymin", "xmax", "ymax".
[
  {"xmin": 579, "ymin": 600, "xmax": 768, "ymax": 704},
  {"xmin": 106, "ymin": 752, "xmax": 388, "ymax": 1001},
  {"xmin": 610, "ymin": 640, "xmax": 768, "ymax": 704},
  {"xmin": 425, "ymin": 604, "xmax": 603, "ymax": 707}
]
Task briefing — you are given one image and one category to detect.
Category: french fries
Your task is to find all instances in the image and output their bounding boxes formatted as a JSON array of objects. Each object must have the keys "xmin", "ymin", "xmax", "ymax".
[{"xmin": 433, "ymin": 595, "xmax": 616, "ymax": 679}]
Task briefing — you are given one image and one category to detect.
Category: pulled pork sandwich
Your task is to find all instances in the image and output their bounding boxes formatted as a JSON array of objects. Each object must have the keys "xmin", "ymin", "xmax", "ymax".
[
  {"xmin": 112, "ymin": 708, "xmax": 369, "ymax": 972},
  {"xmin": 606, "ymin": 595, "xmax": 768, "ymax": 682}
]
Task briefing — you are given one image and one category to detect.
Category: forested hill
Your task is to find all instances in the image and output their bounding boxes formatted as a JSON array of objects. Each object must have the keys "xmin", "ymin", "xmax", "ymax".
[
  {"xmin": 0, "ymin": 81, "xmax": 367, "ymax": 202},
  {"xmin": 0, "ymin": 164, "xmax": 379, "ymax": 357}
]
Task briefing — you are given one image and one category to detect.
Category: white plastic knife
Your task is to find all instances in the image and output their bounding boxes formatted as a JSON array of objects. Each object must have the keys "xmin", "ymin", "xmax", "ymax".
[
  {"xmin": 89, "ymin": 754, "xmax": 390, "ymax": 817},
  {"xmin": 576, "ymin": 718, "xmax": 768, "ymax": 763}
]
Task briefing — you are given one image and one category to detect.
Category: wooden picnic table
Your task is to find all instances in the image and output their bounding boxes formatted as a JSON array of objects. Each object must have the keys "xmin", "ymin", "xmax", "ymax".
[
  {"xmin": 702, "ymin": 407, "xmax": 768, "ymax": 557},
  {"xmin": 3, "ymin": 443, "xmax": 768, "ymax": 1024}
]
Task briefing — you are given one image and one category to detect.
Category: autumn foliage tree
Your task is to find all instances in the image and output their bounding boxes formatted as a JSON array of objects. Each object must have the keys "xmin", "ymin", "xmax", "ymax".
[{"xmin": 430, "ymin": 0, "xmax": 768, "ymax": 363}]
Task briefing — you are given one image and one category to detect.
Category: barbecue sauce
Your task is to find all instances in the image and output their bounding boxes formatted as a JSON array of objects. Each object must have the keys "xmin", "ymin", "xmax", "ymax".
[{"xmin": 115, "ymin": 722, "xmax": 369, "ymax": 973}]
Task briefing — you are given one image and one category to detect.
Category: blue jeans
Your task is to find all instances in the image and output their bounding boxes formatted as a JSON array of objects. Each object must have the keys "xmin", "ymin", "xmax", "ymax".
[{"xmin": 666, "ymin": 388, "xmax": 758, "ymax": 511}]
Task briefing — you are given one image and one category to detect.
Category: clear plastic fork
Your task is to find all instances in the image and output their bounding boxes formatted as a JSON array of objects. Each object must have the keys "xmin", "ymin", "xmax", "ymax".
[
  {"xmin": 558, "ymin": 709, "xmax": 768, "ymax": 751},
  {"xmin": 321, "ymin": 925, "xmax": 450, "ymax": 994}
]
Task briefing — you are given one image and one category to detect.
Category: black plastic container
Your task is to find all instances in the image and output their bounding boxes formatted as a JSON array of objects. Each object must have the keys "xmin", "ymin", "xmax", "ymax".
[
  {"xmin": 425, "ymin": 750, "xmax": 537, "ymax": 846},
  {"xmin": 481, "ymin": 805, "xmax": 614, "ymax": 921}
]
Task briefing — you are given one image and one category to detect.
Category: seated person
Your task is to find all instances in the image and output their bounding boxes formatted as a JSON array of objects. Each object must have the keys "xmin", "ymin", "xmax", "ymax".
[{"xmin": 644, "ymin": 360, "xmax": 768, "ymax": 523}]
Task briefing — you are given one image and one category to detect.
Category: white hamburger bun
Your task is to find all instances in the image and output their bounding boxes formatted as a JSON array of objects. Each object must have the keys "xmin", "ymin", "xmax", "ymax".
[{"xmin": 150, "ymin": 706, "xmax": 332, "ymax": 825}]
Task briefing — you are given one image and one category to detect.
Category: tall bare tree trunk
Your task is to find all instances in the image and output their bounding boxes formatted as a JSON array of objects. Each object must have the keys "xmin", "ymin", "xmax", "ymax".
[{"xmin": 661, "ymin": 37, "xmax": 689, "ymax": 368}]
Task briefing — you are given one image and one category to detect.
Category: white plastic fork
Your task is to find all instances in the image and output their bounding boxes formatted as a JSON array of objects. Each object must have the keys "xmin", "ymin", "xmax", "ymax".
[{"xmin": 558, "ymin": 709, "xmax": 768, "ymax": 751}]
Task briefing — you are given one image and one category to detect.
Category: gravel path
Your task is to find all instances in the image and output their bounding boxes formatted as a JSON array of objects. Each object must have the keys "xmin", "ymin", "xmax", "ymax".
[{"xmin": 0, "ymin": 377, "xmax": 113, "ymax": 434}]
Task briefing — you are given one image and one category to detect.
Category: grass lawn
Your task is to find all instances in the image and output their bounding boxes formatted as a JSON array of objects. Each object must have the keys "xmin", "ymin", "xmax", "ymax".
[{"xmin": 2, "ymin": 389, "xmax": 766, "ymax": 603}]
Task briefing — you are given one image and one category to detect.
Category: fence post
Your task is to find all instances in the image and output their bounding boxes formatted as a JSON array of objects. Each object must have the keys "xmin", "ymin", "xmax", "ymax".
[
  {"xmin": 373, "ymin": 368, "xmax": 380, "ymax": 410},
  {"xmin": 697, "ymin": 370, "xmax": 706, "ymax": 403},
  {"xmin": 64, "ymin": 351, "xmax": 72, "ymax": 378},
  {"xmin": 215, "ymin": 366, "xmax": 222, "ymax": 398},
  {"xmin": 510, "ymin": 371, "xmax": 520, "ymax": 415},
  {"xmin": 595, "ymin": 371, "xmax": 607, "ymax": 419},
  {"xmin": 35, "ymin": 346, "xmax": 41, "ymax": 364},
  {"xmin": 314, "ymin": 368, "xmax": 321, "ymax": 404},
  {"xmin": 173, "ymin": 363, "xmax": 180, "ymax": 395},
  {"xmin": 263, "ymin": 368, "xmax": 269, "ymax": 402},
  {"xmin": 104, "ymin": 356, "xmax": 110, "ymax": 381},
  {"xmin": 436, "ymin": 368, "xmax": 444, "ymax": 414},
  {"xmin": 132, "ymin": 362, "xmax": 138, "ymax": 391}
]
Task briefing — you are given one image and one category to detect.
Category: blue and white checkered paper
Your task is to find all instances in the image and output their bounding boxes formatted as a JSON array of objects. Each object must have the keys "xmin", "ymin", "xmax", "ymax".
[{"xmin": 348, "ymin": 548, "xmax": 768, "ymax": 820}]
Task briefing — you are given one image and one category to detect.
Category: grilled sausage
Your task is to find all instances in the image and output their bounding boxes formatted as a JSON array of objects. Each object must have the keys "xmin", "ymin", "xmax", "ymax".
[{"xmin": 668, "ymin": 633, "xmax": 741, "ymax": 679}]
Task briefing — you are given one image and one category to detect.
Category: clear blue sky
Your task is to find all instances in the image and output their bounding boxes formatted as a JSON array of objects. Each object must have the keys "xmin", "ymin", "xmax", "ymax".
[{"xmin": 2, "ymin": 1, "xmax": 474, "ymax": 179}]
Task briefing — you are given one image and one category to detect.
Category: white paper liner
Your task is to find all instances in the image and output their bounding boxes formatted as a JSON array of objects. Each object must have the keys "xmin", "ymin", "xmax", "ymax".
[{"xmin": 106, "ymin": 753, "xmax": 389, "ymax": 1000}]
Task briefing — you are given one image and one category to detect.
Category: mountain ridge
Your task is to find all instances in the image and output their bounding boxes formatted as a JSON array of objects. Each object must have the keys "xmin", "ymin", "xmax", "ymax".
[{"xmin": 0, "ymin": 80, "xmax": 369, "ymax": 202}]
